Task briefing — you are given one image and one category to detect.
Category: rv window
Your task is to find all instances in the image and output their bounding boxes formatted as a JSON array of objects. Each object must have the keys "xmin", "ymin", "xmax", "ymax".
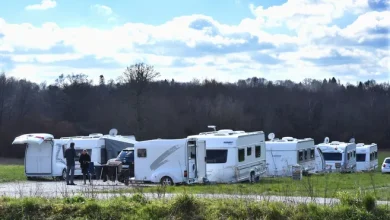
[
  {"xmin": 370, "ymin": 153, "xmax": 374, "ymax": 161},
  {"xmin": 247, "ymin": 147, "xmax": 252, "ymax": 156},
  {"xmin": 206, "ymin": 150, "xmax": 228, "ymax": 163},
  {"xmin": 356, "ymin": 153, "xmax": 366, "ymax": 162},
  {"xmin": 137, "ymin": 149, "xmax": 147, "ymax": 158},
  {"xmin": 347, "ymin": 153, "xmax": 350, "ymax": 160},
  {"xmin": 298, "ymin": 151, "xmax": 303, "ymax": 161},
  {"xmin": 75, "ymin": 149, "xmax": 92, "ymax": 161},
  {"xmin": 323, "ymin": 153, "xmax": 342, "ymax": 161},
  {"xmin": 238, "ymin": 149, "xmax": 245, "ymax": 162},
  {"xmin": 310, "ymin": 148, "xmax": 315, "ymax": 159},
  {"xmin": 353, "ymin": 151, "xmax": 356, "ymax": 158},
  {"xmin": 304, "ymin": 150, "xmax": 308, "ymax": 160},
  {"xmin": 375, "ymin": 151, "xmax": 378, "ymax": 159},
  {"xmin": 255, "ymin": 145, "xmax": 261, "ymax": 158}
]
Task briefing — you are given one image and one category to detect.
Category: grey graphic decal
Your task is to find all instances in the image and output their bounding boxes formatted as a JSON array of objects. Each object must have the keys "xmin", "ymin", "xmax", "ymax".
[{"xmin": 150, "ymin": 145, "xmax": 181, "ymax": 171}]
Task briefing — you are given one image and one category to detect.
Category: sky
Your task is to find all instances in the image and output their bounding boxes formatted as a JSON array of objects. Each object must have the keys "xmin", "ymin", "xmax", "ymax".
[{"xmin": 0, "ymin": 0, "xmax": 389, "ymax": 85}]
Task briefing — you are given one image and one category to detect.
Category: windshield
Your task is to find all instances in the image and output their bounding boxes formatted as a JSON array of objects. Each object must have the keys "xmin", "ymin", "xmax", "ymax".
[
  {"xmin": 385, "ymin": 159, "xmax": 390, "ymax": 164},
  {"xmin": 117, "ymin": 150, "xmax": 134, "ymax": 160},
  {"xmin": 323, "ymin": 152, "xmax": 342, "ymax": 161},
  {"xmin": 206, "ymin": 149, "xmax": 228, "ymax": 164}
]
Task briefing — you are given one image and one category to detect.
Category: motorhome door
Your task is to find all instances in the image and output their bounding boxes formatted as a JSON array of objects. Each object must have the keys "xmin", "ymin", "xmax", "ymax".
[
  {"xmin": 196, "ymin": 140, "xmax": 207, "ymax": 181},
  {"xmin": 187, "ymin": 140, "xmax": 197, "ymax": 179}
]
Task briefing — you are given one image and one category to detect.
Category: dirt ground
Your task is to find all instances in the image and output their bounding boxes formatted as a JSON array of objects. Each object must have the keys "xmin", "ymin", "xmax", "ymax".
[{"xmin": 0, "ymin": 158, "xmax": 24, "ymax": 165}]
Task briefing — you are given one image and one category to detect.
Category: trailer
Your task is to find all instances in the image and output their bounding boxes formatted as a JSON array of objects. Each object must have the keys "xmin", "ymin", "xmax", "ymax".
[
  {"xmin": 356, "ymin": 143, "xmax": 378, "ymax": 171},
  {"xmin": 316, "ymin": 137, "xmax": 357, "ymax": 173},
  {"xmin": 130, "ymin": 138, "xmax": 207, "ymax": 185},
  {"xmin": 12, "ymin": 129, "xmax": 136, "ymax": 180},
  {"xmin": 265, "ymin": 133, "xmax": 317, "ymax": 177},
  {"xmin": 187, "ymin": 126, "xmax": 267, "ymax": 183}
]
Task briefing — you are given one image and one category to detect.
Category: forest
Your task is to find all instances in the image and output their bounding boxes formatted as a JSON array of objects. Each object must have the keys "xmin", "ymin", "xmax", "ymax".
[{"xmin": 0, "ymin": 63, "xmax": 389, "ymax": 158}]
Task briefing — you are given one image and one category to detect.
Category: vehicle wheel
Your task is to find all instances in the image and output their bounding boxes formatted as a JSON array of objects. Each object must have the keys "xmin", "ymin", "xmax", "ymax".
[
  {"xmin": 249, "ymin": 172, "xmax": 255, "ymax": 183},
  {"xmin": 27, "ymin": 177, "xmax": 33, "ymax": 181},
  {"xmin": 160, "ymin": 176, "xmax": 174, "ymax": 186},
  {"xmin": 61, "ymin": 169, "xmax": 67, "ymax": 181}
]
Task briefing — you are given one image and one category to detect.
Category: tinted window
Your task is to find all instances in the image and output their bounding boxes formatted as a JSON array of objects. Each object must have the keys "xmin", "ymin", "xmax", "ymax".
[
  {"xmin": 304, "ymin": 150, "xmax": 308, "ymax": 160},
  {"xmin": 206, "ymin": 150, "xmax": 228, "ymax": 164},
  {"xmin": 118, "ymin": 150, "xmax": 134, "ymax": 161},
  {"xmin": 298, "ymin": 151, "xmax": 303, "ymax": 161},
  {"xmin": 247, "ymin": 147, "xmax": 252, "ymax": 156},
  {"xmin": 353, "ymin": 151, "xmax": 356, "ymax": 157},
  {"xmin": 238, "ymin": 149, "xmax": 245, "ymax": 162},
  {"xmin": 385, "ymin": 159, "xmax": 390, "ymax": 164},
  {"xmin": 356, "ymin": 153, "xmax": 366, "ymax": 162},
  {"xmin": 137, "ymin": 149, "xmax": 147, "ymax": 158},
  {"xmin": 255, "ymin": 145, "xmax": 261, "ymax": 158},
  {"xmin": 375, "ymin": 151, "xmax": 378, "ymax": 159},
  {"xmin": 323, "ymin": 153, "xmax": 342, "ymax": 161},
  {"xmin": 310, "ymin": 148, "xmax": 315, "ymax": 159}
]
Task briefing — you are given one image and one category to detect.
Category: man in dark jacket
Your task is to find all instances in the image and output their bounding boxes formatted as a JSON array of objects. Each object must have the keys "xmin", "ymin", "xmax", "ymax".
[
  {"xmin": 79, "ymin": 149, "xmax": 91, "ymax": 185},
  {"xmin": 64, "ymin": 142, "xmax": 76, "ymax": 185}
]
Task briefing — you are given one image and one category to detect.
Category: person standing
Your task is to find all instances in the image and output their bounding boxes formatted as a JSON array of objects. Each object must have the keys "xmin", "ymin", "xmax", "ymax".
[
  {"xmin": 64, "ymin": 143, "xmax": 76, "ymax": 185},
  {"xmin": 79, "ymin": 149, "xmax": 91, "ymax": 185}
]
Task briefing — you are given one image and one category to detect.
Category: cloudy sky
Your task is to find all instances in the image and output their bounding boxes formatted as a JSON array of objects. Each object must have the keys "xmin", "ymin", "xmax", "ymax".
[{"xmin": 0, "ymin": 0, "xmax": 389, "ymax": 84}]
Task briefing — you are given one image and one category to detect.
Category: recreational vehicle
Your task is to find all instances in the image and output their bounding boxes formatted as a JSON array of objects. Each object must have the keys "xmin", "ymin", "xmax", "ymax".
[
  {"xmin": 131, "ymin": 138, "xmax": 207, "ymax": 185},
  {"xmin": 356, "ymin": 143, "xmax": 378, "ymax": 171},
  {"xmin": 12, "ymin": 129, "xmax": 136, "ymax": 180},
  {"xmin": 265, "ymin": 133, "xmax": 317, "ymax": 177},
  {"xmin": 316, "ymin": 137, "xmax": 357, "ymax": 173},
  {"xmin": 187, "ymin": 126, "xmax": 267, "ymax": 183}
]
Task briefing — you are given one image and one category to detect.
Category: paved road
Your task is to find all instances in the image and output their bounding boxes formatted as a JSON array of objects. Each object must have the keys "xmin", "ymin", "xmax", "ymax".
[{"xmin": 0, "ymin": 180, "xmax": 389, "ymax": 206}]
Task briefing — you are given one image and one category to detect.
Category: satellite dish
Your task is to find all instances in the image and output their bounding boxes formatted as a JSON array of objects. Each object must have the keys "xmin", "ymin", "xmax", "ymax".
[
  {"xmin": 268, "ymin": 133, "xmax": 275, "ymax": 140},
  {"xmin": 324, "ymin": 137, "xmax": 330, "ymax": 144},
  {"xmin": 349, "ymin": 138, "xmax": 355, "ymax": 144},
  {"xmin": 207, "ymin": 125, "xmax": 216, "ymax": 131},
  {"xmin": 109, "ymin": 128, "xmax": 118, "ymax": 136}
]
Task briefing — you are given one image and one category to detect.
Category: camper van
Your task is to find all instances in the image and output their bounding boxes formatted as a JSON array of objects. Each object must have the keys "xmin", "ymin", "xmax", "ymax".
[
  {"xmin": 356, "ymin": 143, "xmax": 378, "ymax": 171},
  {"xmin": 131, "ymin": 138, "xmax": 207, "ymax": 185},
  {"xmin": 316, "ymin": 137, "xmax": 357, "ymax": 173},
  {"xmin": 187, "ymin": 126, "xmax": 267, "ymax": 183},
  {"xmin": 12, "ymin": 129, "xmax": 136, "ymax": 180},
  {"xmin": 265, "ymin": 133, "xmax": 317, "ymax": 177}
]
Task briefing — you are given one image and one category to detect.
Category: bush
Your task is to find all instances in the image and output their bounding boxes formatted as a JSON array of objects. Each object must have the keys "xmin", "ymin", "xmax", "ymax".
[{"xmin": 0, "ymin": 194, "xmax": 389, "ymax": 219}]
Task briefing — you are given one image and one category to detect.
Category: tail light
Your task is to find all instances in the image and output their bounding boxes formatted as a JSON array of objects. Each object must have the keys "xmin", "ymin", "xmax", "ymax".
[
  {"xmin": 184, "ymin": 170, "xmax": 187, "ymax": 177},
  {"xmin": 383, "ymin": 164, "xmax": 386, "ymax": 168}
]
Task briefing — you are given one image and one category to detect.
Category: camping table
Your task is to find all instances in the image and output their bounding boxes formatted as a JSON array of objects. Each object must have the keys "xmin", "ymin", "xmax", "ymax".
[{"xmin": 100, "ymin": 164, "xmax": 122, "ymax": 183}]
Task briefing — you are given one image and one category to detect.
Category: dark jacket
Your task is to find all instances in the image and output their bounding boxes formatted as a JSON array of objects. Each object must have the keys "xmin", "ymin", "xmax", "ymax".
[
  {"xmin": 64, "ymin": 147, "xmax": 76, "ymax": 166},
  {"xmin": 79, "ymin": 153, "xmax": 91, "ymax": 170}
]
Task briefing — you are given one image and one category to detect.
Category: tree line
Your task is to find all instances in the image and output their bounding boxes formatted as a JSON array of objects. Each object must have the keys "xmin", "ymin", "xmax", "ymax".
[{"xmin": 0, "ymin": 63, "xmax": 389, "ymax": 158}]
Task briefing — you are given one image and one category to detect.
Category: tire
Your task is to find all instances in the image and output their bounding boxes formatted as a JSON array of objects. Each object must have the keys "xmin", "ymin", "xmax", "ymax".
[
  {"xmin": 160, "ymin": 176, "xmax": 174, "ymax": 186},
  {"xmin": 249, "ymin": 172, "xmax": 255, "ymax": 183}
]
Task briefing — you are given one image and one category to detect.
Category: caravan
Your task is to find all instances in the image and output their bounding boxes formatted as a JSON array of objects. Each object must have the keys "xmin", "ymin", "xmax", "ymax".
[
  {"xmin": 12, "ymin": 129, "xmax": 136, "ymax": 180},
  {"xmin": 356, "ymin": 143, "xmax": 378, "ymax": 171},
  {"xmin": 317, "ymin": 137, "xmax": 357, "ymax": 173},
  {"xmin": 265, "ymin": 133, "xmax": 317, "ymax": 177},
  {"xmin": 131, "ymin": 138, "xmax": 207, "ymax": 185},
  {"xmin": 187, "ymin": 126, "xmax": 267, "ymax": 183}
]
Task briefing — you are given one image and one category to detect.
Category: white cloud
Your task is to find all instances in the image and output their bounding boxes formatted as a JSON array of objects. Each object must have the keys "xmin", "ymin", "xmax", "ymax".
[
  {"xmin": 1, "ymin": 1, "xmax": 389, "ymax": 84},
  {"xmin": 91, "ymin": 4, "xmax": 113, "ymax": 16},
  {"xmin": 25, "ymin": 0, "xmax": 56, "ymax": 10}
]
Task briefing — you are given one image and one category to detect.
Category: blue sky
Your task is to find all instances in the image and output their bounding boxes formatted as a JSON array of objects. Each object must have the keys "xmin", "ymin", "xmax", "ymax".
[{"xmin": 0, "ymin": 0, "xmax": 389, "ymax": 84}]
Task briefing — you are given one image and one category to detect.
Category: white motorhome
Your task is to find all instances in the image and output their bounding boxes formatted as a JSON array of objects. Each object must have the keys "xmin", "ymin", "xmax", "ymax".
[
  {"xmin": 12, "ymin": 129, "xmax": 136, "ymax": 180},
  {"xmin": 187, "ymin": 126, "xmax": 267, "ymax": 183},
  {"xmin": 132, "ymin": 138, "xmax": 207, "ymax": 185},
  {"xmin": 356, "ymin": 143, "xmax": 378, "ymax": 171},
  {"xmin": 265, "ymin": 133, "xmax": 317, "ymax": 177},
  {"xmin": 316, "ymin": 137, "xmax": 357, "ymax": 173}
]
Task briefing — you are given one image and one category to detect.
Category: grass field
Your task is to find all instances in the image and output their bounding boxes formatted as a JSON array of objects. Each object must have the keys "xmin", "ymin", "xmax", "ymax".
[{"xmin": 1, "ymin": 152, "xmax": 390, "ymax": 199}]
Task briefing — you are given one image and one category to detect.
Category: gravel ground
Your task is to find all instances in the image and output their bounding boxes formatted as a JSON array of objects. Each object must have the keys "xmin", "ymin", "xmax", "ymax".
[{"xmin": 0, "ymin": 180, "xmax": 389, "ymax": 206}]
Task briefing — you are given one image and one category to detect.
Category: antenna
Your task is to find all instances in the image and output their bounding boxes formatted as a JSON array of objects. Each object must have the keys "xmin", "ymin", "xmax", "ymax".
[
  {"xmin": 207, "ymin": 125, "xmax": 216, "ymax": 131},
  {"xmin": 324, "ymin": 137, "xmax": 330, "ymax": 144},
  {"xmin": 349, "ymin": 138, "xmax": 355, "ymax": 144},
  {"xmin": 268, "ymin": 133, "xmax": 275, "ymax": 140},
  {"xmin": 109, "ymin": 128, "xmax": 118, "ymax": 136}
]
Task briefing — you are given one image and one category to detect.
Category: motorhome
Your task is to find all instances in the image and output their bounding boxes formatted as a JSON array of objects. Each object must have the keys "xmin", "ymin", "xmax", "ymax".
[
  {"xmin": 265, "ymin": 133, "xmax": 317, "ymax": 177},
  {"xmin": 12, "ymin": 129, "xmax": 136, "ymax": 180},
  {"xmin": 187, "ymin": 126, "xmax": 267, "ymax": 183},
  {"xmin": 356, "ymin": 143, "xmax": 378, "ymax": 171},
  {"xmin": 131, "ymin": 138, "xmax": 207, "ymax": 185},
  {"xmin": 316, "ymin": 137, "xmax": 357, "ymax": 173}
]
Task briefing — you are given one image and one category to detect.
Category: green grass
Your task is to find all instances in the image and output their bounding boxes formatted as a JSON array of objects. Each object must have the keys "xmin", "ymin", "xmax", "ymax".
[
  {"xmin": 0, "ymin": 165, "xmax": 25, "ymax": 183},
  {"xmin": 0, "ymin": 193, "xmax": 388, "ymax": 219}
]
